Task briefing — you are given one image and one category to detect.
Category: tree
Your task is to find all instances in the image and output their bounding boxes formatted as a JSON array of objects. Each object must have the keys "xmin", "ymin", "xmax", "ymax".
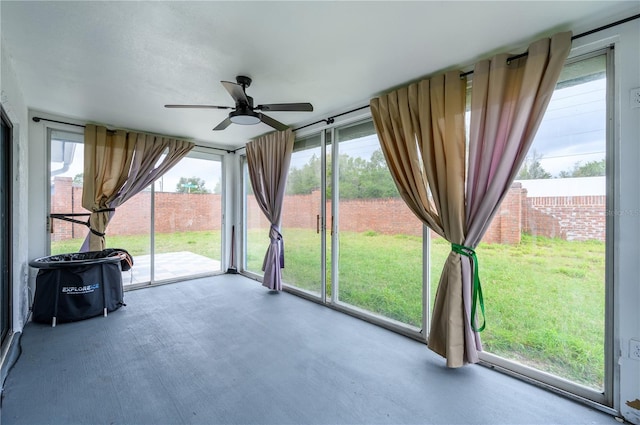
[
  {"xmin": 517, "ymin": 150, "xmax": 552, "ymax": 179},
  {"xmin": 287, "ymin": 154, "xmax": 322, "ymax": 195},
  {"xmin": 344, "ymin": 150, "xmax": 398, "ymax": 199},
  {"xmin": 73, "ymin": 173, "xmax": 83, "ymax": 186},
  {"xmin": 286, "ymin": 149, "xmax": 399, "ymax": 199},
  {"xmin": 558, "ymin": 159, "xmax": 605, "ymax": 178},
  {"xmin": 175, "ymin": 176, "xmax": 210, "ymax": 193}
]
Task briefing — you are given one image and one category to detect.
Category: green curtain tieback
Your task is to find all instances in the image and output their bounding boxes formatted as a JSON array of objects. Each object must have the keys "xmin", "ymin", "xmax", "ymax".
[{"xmin": 451, "ymin": 243, "xmax": 486, "ymax": 332}]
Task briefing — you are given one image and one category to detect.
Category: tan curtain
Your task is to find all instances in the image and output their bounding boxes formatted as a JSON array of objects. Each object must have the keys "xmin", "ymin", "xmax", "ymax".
[
  {"xmin": 82, "ymin": 125, "xmax": 135, "ymax": 251},
  {"xmin": 459, "ymin": 32, "xmax": 572, "ymax": 363},
  {"xmin": 246, "ymin": 129, "xmax": 294, "ymax": 291},
  {"xmin": 370, "ymin": 71, "xmax": 467, "ymax": 366},
  {"xmin": 82, "ymin": 124, "xmax": 194, "ymax": 251},
  {"xmin": 466, "ymin": 32, "xmax": 573, "ymax": 235},
  {"xmin": 370, "ymin": 32, "xmax": 571, "ymax": 368}
]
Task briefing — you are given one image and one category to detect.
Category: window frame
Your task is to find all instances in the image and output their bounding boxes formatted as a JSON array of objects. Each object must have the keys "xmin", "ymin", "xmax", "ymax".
[
  {"xmin": 1, "ymin": 106, "xmax": 13, "ymax": 347},
  {"xmin": 474, "ymin": 47, "xmax": 615, "ymax": 410}
]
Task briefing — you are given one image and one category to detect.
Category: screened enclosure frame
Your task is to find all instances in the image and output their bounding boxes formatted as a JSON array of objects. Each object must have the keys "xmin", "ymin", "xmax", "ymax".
[{"xmin": 239, "ymin": 46, "xmax": 616, "ymax": 411}]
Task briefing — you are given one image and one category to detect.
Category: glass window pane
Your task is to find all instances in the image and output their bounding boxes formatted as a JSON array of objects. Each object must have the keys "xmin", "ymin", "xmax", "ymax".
[
  {"xmin": 50, "ymin": 132, "xmax": 87, "ymax": 254},
  {"xmin": 282, "ymin": 133, "xmax": 323, "ymax": 295},
  {"xmin": 245, "ymin": 161, "xmax": 270, "ymax": 275},
  {"xmin": 478, "ymin": 54, "xmax": 607, "ymax": 390},
  {"xmin": 107, "ymin": 191, "xmax": 151, "ymax": 285},
  {"xmin": 335, "ymin": 121, "xmax": 423, "ymax": 328},
  {"xmin": 49, "ymin": 132, "xmax": 226, "ymax": 285},
  {"xmin": 152, "ymin": 154, "xmax": 223, "ymax": 281}
]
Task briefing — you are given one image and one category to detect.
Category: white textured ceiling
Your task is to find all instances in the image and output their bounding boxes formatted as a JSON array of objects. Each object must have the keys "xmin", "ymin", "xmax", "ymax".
[{"xmin": 2, "ymin": 1, "xmax": 639, "ymax": 149}]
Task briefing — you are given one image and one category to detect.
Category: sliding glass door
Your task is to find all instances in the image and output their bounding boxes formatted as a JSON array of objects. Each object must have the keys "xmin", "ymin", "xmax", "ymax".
[
  {"xmin": 49, "ymin": 131, "xmax": 223, "ymax": 286},
  {"xmin": 244, "ymin": 162, "xmax": 271, "ymax": 276},
  {"xmin": 244, "ymin": 131, "xmax": 331, "ymax": 299},
  {"xmin": 333, "ymin": 121, "xmax": 425, "ymax": 328},
  {"xmin": 242, "ymin": 120, "xmax": 427, "ymax": 331},
  {"xmin": 151, "ymin": 152, "xmax": 223, "ymax": 281},
  {"xmin": 280, "ymin": 132, "xmax": 327, "ymax": 297}
]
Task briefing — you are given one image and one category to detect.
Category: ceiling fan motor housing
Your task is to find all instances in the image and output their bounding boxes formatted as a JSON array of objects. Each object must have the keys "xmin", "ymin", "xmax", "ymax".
[
  {"xmin": 236, "ymin": 75, "xmax": 252, "ymax": 88},
  {"xmin": 229, "ymin": 107, "xmax": 261, "ymax": 125}
]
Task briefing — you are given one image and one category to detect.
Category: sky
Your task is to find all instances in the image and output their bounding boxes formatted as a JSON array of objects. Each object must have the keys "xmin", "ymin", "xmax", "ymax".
[
  {"xmin": 51, "ymin": 143, "xmax": 222, "ymax": 193},
  {"xmin": 528, "ymin": 78, "xmax": 606, "ymax": 176},
  {"xmin": 290, "ymin": 77, "xmax": 607, "ymax": 178}
]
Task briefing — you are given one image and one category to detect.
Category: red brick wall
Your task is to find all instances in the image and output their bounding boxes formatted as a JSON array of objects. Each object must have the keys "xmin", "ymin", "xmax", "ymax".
[
  {"xmin": 247, "ymin": 191, "xmax": 424, "ymax": 237},
  {"xmin": 50, "ymin": 177, "xmax": 221, "ymax": 241},
  {"xmin": 523, "ymin": 195, "xmax": 606, "ymax": 241},
  {"xmin": 52, "ymin": 177, "xmax": 606, "ymax": 244},
  {"xmin": 50, "ymin": 178, "xmax": 82, "ymax": 241},
  {"xmin": 482, "ymin": 183, "xmax": 524, "ymax": 245},
  {"xmin": 154, "ymin": 192, "xmax": 221, "ymax": 233}
]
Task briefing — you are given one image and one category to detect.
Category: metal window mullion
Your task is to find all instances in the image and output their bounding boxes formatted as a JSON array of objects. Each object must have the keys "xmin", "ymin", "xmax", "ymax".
[
  {"xmin": 603, "ymin": 45, "xmax": 615, "ymax": 409},
  {"xmin": 320, "ymin": 130, "xmax": 327, "ymax": 304},
  {"xmin": 220, "ymin": 156, "xmax": 226, "ymax": 273},
  {"xmin": 422, "ymin": 224, "xmax": 430, "ymax": 341},
  {"xmin": 150, "ymin": 184, "xmax": 155, "ymax": 283},
  {"xmin": 46, "ymin": 128, "xmax": 53, "ymax": 253},
  {"xmin": 241, "ymin": 157, "xmax": 248, "ymax": 272},
  {"xmin": 330, "ymin": 127, "xmax": 339, "ymax": 305}
]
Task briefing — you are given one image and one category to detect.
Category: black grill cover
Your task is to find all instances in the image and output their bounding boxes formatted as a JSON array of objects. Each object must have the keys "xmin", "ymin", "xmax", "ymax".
[{"xmin": 30, "ymin": 251, "xmax": 126, "ymax": 324}]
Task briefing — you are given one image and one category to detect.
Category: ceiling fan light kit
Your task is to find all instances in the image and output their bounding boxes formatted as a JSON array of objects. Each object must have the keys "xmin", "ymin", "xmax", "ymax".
[
  {"xmin": 229, "ymin": 108, "xmax": 261, "ymax": 125},
  {"xmin": 165, "ymin": 75, "xmax": 313, "ymax": 132}
]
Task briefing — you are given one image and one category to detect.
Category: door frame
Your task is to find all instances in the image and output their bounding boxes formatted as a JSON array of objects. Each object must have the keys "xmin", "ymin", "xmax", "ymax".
[{"xmin": 1, "ymin": 105, "xmax": 13, "ymax": 347}]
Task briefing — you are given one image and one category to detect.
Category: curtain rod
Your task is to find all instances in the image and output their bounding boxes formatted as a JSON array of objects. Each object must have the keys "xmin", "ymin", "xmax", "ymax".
[
  {"xmin": 292, "ymin": 105, "xmax": 370, "ymax": 132},
  {"xmin": 31, "ymin": 116, "xmax": 240, "ymax": 154},
  {"xmin": 460, "ymin": 13, "xmax": 640, "ymax": 77}
]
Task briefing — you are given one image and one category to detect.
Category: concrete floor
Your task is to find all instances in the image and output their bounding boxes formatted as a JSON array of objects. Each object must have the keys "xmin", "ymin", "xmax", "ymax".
[
  {"xmin": 1, "ymin": 274, "xmax": 619, "ymax": 424},
  {"xmin": 124, "ymin": 251, "xmax": 221, "ymax": 285}
]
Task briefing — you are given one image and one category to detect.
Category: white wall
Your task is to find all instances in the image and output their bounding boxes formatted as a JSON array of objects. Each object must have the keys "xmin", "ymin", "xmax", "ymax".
[
  {"xmin": 1, "ymin": 39, "xmax": 30, "ymax": 332},
  {"xmin": 569, "ymin": 17, "xmax": 640, "ymax": 423}
]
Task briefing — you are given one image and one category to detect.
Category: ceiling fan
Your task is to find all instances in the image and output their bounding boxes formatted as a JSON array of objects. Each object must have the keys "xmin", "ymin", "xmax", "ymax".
[{"xmin": 165, "ymin": 76, "xmax": 313, "ymax": 131}]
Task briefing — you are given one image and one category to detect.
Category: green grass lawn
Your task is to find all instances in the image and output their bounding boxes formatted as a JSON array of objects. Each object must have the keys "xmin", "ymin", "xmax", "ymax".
[
  {"xmin": 53, "ymin": 228, "xmax": 605, "ymax": 389},
  {"xmin": 51, "ymin": 230, "xmax": 222, "ymax": 259},
  {"xmin": 248, "ymin": 229, "xmax": 605, "ymax": 390}
]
